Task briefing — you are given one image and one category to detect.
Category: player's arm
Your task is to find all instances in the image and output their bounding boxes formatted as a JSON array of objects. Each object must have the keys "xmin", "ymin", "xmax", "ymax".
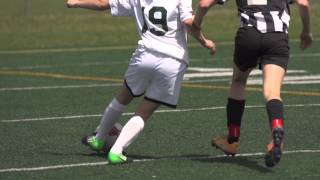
[
  {"xmin": 296, "ymin": 0, "xmax": 313, "ymax": 50},
  {"xmin": 184, "ymin": 18, "xmax": 216, "ymax": 55},
  {"xmin": 193, "ymin": 0, "xmax": 218, "ymax": 30},
  {"xmin": 67, "ymin": 0, "xmax": 110, "ymax": 10}
]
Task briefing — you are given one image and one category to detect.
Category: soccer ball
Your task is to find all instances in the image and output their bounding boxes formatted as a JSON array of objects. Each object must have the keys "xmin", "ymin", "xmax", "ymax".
[{"xmin": 104, "ymin": 122, "xmax": 123, "ymax": 150}]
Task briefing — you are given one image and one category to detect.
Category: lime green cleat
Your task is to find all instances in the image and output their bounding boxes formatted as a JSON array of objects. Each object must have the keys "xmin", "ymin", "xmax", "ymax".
[
  {"xmin": 82, "ymin": 135, "xmax": 105, "ymax": 152},
  {"xmin": 108, "ymin": 152, "xmax": 128, "ymax": 164}
]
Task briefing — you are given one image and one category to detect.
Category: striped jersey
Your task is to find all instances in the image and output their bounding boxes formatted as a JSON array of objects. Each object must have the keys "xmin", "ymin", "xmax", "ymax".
[
  {"xmin": 218, "ymin": 0, "xmax": 293, "ymax": 33},
  {"xmin": 109, "ymin": 0, "xmax": 193, "ymax": 63}
]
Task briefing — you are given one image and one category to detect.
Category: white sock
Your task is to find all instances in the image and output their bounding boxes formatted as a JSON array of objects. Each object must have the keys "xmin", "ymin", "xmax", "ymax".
[
  {"xmin": 110, "ymin": 115, "xmax": 145, "ymax": 154},
  {"xmin": 96, "ymin": 98, "xmax": 125, "ymax": 141}
]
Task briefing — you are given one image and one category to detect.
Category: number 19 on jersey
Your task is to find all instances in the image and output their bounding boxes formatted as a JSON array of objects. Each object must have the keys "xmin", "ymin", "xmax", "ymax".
[{"xmin": 142, "ymin": 7, "xmax": 168, "ymax": 36}]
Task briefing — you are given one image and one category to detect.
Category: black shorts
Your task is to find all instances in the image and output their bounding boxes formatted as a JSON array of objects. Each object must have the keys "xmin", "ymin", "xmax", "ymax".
[{"xmin": 234, "ymin": 26, "xmax": 289, "ymax": 72}]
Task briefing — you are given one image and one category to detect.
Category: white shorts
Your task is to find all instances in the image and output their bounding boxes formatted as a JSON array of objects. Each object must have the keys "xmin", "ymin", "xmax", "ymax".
[{"xmin": 124, "ymin": 46, "xmax": 187, "ymax": 108}]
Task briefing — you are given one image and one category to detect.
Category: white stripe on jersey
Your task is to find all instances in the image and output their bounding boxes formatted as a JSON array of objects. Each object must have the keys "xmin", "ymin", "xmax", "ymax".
[
  {"xmin": 281, "ymin": 9, "xmax": 291, "ymax": 33},
  {"xmin": 217, "ymin": 0, "xmax": 228, "ymax": 5},
  {"xmin": 254, "ymin": 12, "xmax": 267, "ymax": 33},
  {"xmin": 239, "ymin": 13, "xmax": 249, "ymax": 27},
  {"xmin": 270, "ymin": 11, "xmax": 284, "ymax": 32},
  {"xmin": 219, "ymin": 0, "xmax": 291, "ymax": 34}
]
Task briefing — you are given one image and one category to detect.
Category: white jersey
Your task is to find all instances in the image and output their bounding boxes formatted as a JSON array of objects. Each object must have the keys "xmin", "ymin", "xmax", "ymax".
[{"xmin": 110, "ymin": 0, "xmax": 193, "ymax": 63}]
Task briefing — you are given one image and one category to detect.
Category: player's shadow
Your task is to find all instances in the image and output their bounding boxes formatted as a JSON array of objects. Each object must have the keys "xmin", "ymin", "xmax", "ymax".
[
  {"xmin": 47, "ymin": 151, "xmax": 272, "ymax": 172},
  {"xmin": 43, "ymin": 150, "xmax": 108, "ymax": 159},
  {"xmin": 127, "ymin": 154, "xmax": 272, "ymax": 173},
  {"xmin": 193, "ymin": 155, "xmax": 272, "ymax": 173},
  {"xmin": 80, "ymin": 152, "xmax": 108, "ymax": 159}
]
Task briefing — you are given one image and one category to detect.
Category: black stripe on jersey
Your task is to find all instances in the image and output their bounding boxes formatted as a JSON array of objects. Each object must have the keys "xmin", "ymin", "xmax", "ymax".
[
  {"xmin": 282, "ymin": 22, "xmax": 288, "ymax": 32},
  {"xmin": 248, "ymin": 14, "xmax": 257, "ymax": 30},
  {"xmin": 124, "ymin": 79, "xmax": 145, "ymax": 97},
  {"xmin": 263, "ymin": 12, "xmax": 275, "ymax": 32},
  {"xmin": 240, "ymin": 13, "xmax": 249, "ymax": 25},
  {"xmin": 240, "ymin": 10, "xmax": 290, "ymax": 33},
  {"xmin": 236, "ymin": 0, "xmax": 291, "ymax": 33},
  {"xmin": 144, "ymin": 96, "xmax": 177, "ymax": 108}
]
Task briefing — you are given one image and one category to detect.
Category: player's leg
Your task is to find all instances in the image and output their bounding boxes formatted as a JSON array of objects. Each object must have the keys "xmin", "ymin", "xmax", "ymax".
[
  {"xmin": 227, "ymin": 64, "xmax": 252, "ymax": 142},
  {"xmin": 263, "ymin": 64, "xmax": 285, "ymax": 167},
  {"xmin": 95, "ymin": 85, "xmax": 133, "ymax": 140},
  {"xmin": 82, "ymin": 46, "xmax": 149, "ymax": 152},
  {"xmin": 212, "ymin": 64, "xmax": 251, "ymax": 155},
  {"xmin": 212, "ymin": 27, "xmax": 260, "ymax": 155},
  {"xmin": 261, "ymin": 31, "xmax": 288, "ymax": 167},
  {"xmin": 111, "ymin": 99, "xmax": 160, "ymax": 155},
  {"xmin": 108, "ymin": 100, "xmax": 160, "ymax": 164},
  {"xmin": 108, "ymin": 53, "xmax": 187, "ymax": 164},
  {"xmin": 82, "ymin": 85, "xmax": 134, "ymax": 152}
]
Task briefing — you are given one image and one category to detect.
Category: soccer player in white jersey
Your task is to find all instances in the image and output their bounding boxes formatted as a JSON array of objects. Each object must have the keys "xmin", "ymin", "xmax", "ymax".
[
  {"xmin": 193, "ymin": 0, "xmax": 312, "ymax": 167},
  {"xmin": 67, "ymin": 0, "xmax": 216, "ymax": 164}
]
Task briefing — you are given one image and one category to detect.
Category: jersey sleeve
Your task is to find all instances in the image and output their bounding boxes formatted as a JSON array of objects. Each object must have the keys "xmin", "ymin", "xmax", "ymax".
[
  {"xmin": 109, "ymin": 0, "xmax": 134, "ymax": 16},
  {"xmin": 178, "ymin": 0, "xmax": 193, "ymax": 22},
  {"xmin": 217, "ymin": 0, "xmax": 229, "ymax": 5}
]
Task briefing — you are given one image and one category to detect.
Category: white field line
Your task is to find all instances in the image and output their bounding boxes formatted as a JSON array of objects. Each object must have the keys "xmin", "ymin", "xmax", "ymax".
[
  {"xmin": 183, "ymin": 69, "xmax": 306, "ymax": 80},
  {"xmin": 186, "ymin": 79, "xmax": 320, "ymax": 84},
  {"xmin": 192, "ymin": 52, "xmax": 320, "ymax": 62},
  {"xmin": 0, "ymin": 149, "xmax": 319, "ymax": 173},
  {"xmin": 0, "ymin": 83, "xmax": 122, "ymax": 92},
  {"xmin": 188, "ymin": 67, "xmax": 232, "ymax": 72},
  {"xmin": 0, "ymin": 61, "xmax": 127, "ymax": 70},
  {"xmin": 248, "ymin": 80, "xmax": 320, "ymax": 85},
  {"xmin": 282, "ymin": 80, "xmax": 320, "ymax": 84},
  {"xmin": 0, "ymin": 70, "xmax": 316, "ymax": 92},
  {"xmin": 291, "ymin": 53, "xmax": 320, "ymax": 57},
  {"xmin": 0, "ymin": 38, "xmax": 318, "ymax": 55},
  {"xmin": 1, "ymin": 103, "xmax": 320, "ymax": 123},
  {"xmin": 246, "ymin": 75, "xmax": 320, "ymax": 85},
  {"xmin": 186, "ymin": 78, "xmax": 231, "ymax": 83},
  {"xmin": 0, "ymin": 52, "xmax": 318, "ymax": 71}
]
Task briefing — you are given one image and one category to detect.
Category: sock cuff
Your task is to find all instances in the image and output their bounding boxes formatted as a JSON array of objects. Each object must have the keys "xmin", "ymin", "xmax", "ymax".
[
  {"xmin": 130, "ymin": 115, "xmax": 145, "ymax": 129},
  {"xmin": 266, "ymin": 99, "xmax": 284, "ymax": 126},
  {"xmin": 267, "ymin": 99, "xmax": 282, "ymax": 105},
  {"xmin": 228, "ymin": 98, "xmax": 245, "ymax": 106},
  {"xmin": 109, "ymin": 98, "xmax": 125, "ymax": 111}
]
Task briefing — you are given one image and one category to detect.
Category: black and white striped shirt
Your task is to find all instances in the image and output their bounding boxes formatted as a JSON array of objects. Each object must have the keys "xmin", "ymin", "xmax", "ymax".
[{"xmin": 218, "ymin": 0, "xmax": 293, "ymax": 33}]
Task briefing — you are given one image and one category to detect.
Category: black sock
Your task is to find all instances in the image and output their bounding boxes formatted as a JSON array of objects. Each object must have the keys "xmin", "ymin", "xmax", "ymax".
[
  {"xmin": 266, "ymin": 99, "xmax": 284, "ymax": 129},
  {"xmin": 227, "ymin": 98, "xmax": 245, "ymax": 142}
]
